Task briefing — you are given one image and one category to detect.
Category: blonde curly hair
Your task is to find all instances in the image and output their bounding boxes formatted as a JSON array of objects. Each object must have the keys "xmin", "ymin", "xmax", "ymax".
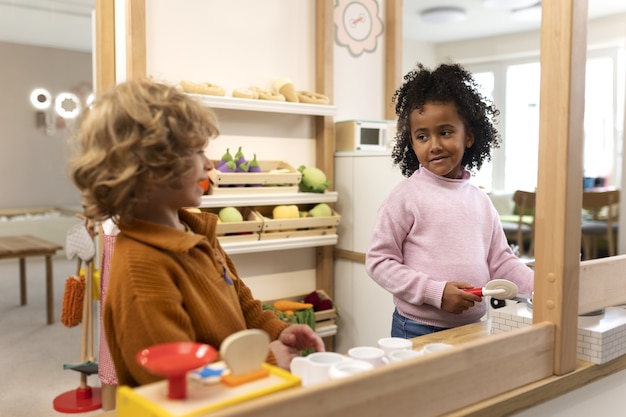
[{"xmin": 68, "ymin": 78, "xmax": 219, "ymax": 225}]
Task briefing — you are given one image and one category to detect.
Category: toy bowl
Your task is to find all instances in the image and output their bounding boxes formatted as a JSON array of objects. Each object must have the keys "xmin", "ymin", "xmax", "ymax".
[{"xmin": 136, "ymin": 342, "xmax": 218, "ymax": 399}]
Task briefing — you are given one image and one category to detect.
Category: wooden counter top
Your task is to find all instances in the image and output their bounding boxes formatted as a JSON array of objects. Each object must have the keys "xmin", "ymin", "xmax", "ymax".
[
  {"xmin": 410, "ymin": 320, "xmax": 626, "ymax": 417},
  {"xmin": 94, "ymin": 319, "xmax": 626, "ymax": 417}
]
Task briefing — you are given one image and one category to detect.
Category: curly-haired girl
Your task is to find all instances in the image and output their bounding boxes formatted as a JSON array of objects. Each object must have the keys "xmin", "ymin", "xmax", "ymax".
[
  {"xmin": 366, "ymin": 62, "xmax": 533, "ymax": 338},
  {"xmin": 69, "ymin": 79, "xmax": 324, "ymax": 387}
]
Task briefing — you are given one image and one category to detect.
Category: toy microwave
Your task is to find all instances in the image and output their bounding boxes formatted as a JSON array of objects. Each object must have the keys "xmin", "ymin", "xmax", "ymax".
[{"xmin": 335, "ymin": 119, "xmax": 396, "ymax": 151}]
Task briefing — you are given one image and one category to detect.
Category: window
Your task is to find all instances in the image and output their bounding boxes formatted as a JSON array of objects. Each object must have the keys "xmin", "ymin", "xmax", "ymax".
[{"xmin": 468, "ymin": 47, "xmax": 624, "ymax": 193}]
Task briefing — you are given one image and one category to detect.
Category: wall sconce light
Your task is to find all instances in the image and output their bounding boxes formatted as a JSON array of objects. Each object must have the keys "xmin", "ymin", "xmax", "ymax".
[{"xmin": 30, "ymin": 86, "xmax": 91, "ymax": 136}]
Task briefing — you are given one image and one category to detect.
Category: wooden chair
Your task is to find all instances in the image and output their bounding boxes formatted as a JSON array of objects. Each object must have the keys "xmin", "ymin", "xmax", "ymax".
[
  {"xmin": 581, "ymin": 189, "xmax": 619, "ymax": 260},
  {"xmin": 500, "ymin": 190, "xmax": 536, "ymax": 257}
]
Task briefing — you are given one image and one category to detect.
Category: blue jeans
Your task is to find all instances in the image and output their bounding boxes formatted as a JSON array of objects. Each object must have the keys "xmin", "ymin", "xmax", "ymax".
[{"xmin": 391, "ymin": 308, "xmax": 449, "ymax": 338}]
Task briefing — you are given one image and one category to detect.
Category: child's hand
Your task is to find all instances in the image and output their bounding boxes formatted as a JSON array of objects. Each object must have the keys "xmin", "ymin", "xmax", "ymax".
[
  {"xmin": 441, "ymin": 282, "xmax": 482, "ymax": 314},
  {"xmin": 270, "ymin": 324, "xmax": 326, "ymax": 370}
]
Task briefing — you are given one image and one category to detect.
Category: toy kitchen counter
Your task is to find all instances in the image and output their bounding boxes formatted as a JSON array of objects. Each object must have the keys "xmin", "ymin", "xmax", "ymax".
[
  {"xmin": 94, "ymin": 319, "xmax": 626, "ymax": 417},
  {"xmin": 491, "ymin": 300, "xmax": 626, "ymax": 364}
]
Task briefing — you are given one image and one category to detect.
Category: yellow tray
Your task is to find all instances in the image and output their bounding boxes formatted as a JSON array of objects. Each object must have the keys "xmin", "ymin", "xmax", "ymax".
[{"xmin": 117, "ymin": 363, "xmax": 300, "ymax": 417}]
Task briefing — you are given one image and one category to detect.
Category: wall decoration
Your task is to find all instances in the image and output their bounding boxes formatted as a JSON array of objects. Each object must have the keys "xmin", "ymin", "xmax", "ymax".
[{"xmin": 334, "ymin": 0, "xmax": 384, "ymax": 57}]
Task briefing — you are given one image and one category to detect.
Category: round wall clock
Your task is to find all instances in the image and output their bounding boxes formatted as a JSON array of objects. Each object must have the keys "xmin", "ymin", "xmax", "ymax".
[{"xmin": 334, "ymin": 0, "xmax": 384, "ymax": 57}]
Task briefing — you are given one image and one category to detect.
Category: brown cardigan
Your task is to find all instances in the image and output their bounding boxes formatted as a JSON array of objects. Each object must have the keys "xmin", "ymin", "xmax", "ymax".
[{"xmin": 104, "ymin": 209, "xmax": 289, "ymax": 387}]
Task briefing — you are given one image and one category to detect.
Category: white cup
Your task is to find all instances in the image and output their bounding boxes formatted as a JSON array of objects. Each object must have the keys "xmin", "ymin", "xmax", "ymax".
[
  {"xmin": 290, "ymin": 352, "xmax": 347, "ymax": 386},
  {"xmin": 347, "ymin": 346, "xmax": 386, "ymax": 367},
  {"xmin": 377, "ymin": 337, "xmax": 413, "ymax": 358},
  {"xmin": 421, "ymin": 343, "xmax": 454, "ymax": 354},
  {"xmin": 388, "ymin": 349, "xmax": 423, "ymax": 363},
  {"xmin": 328, "ymin": 359, "xmax": 374, "ymax": 380}
]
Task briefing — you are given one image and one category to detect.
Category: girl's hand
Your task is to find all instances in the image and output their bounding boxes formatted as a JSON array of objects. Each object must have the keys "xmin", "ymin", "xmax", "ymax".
[
  {"xmin": 441, "ymin": 282, "xmax": 482, "ymax": 314},
  {"xmin": 270, "ymin": 324, "xmax": 326, "ymax": 370}
]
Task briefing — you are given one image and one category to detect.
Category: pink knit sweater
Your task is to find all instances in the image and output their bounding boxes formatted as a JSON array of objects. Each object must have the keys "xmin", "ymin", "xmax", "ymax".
[{"xmin": 366, "ymin": 167, "xmax": 533, "ymax": 329}]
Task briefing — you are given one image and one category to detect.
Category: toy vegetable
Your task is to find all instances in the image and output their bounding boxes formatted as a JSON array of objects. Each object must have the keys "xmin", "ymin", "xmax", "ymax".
[
  {"xmin": 217, "ymin": 148, "xmax": 233, "ymax": 169},
  {"xmin": 272, "ymin": 205, "xmax": 299, "ymax": 219},
  {"xmin": 273, "ymin": 300, "xmax": 314, "ymax": 312},
  {"xmin": 298, "ymin": 165, "xmax": 331, "ymax": 193}
]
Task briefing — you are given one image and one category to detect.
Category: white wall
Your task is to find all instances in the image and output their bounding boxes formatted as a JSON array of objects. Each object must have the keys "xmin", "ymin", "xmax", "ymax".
[
  {"xmin": 142, "ymin": 0, "xmax": 325, "ymax": 297},
  {"xmin": 0, "ymin": 41, "xmax": 89, "ymax": 210}
]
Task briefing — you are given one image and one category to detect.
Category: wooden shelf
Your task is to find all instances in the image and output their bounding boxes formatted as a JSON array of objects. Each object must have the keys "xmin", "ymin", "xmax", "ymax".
[
  {"xmin": 187, "ymin": 93, "xmax": 337, "ymax": 116},
  {"xmin": 200, "ymin": 191, "xmax": 338, "ymax": 208},
  {"xmin": 221, "ymin": 234, "xmax": 338, "ymax": 255}
]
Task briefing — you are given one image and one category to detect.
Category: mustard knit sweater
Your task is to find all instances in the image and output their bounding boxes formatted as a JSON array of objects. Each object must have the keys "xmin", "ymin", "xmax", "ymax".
[{"xmin": 103, "ymin": 209, "xmax": 289, "ymax": 387}]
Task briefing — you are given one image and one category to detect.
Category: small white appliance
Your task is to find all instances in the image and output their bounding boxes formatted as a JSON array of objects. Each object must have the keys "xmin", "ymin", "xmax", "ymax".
[{"xmin": 335, "ymin": 119, "xmax": 396, "ymax": 151}]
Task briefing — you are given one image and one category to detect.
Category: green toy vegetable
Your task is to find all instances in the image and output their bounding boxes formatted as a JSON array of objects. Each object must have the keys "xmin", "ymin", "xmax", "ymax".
[
  {"xmin": 309, "ymin": 203, "xmax": 332, "ymax": 217},
  {"xmin": 298, "ymin": 165, "xmax": 330, "ymax": 193}
]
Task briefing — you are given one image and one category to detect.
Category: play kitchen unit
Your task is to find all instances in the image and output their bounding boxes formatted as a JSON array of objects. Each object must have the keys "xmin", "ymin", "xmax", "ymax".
[
  {"xmin": 90, "ymin": 2, "xmax": 626, "ymax": 416},
  {"xmin": 192, "ymin": 95, "xmax": 340, "ymax": 342}
]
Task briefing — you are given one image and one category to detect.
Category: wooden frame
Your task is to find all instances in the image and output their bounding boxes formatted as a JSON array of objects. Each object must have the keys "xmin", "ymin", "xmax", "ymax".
[
  {"xmin": 94, "ymin": 0, "xmax": 115, "ymax": 93},
  {"xmin": 95, "ymin": 1, "xmax": 626, "ymax": 416}
]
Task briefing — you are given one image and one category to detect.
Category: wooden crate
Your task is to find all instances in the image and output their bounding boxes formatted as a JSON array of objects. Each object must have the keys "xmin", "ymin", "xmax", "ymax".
[
  {"xmin": 255, "ymin": 204, "xmax": 340, "ymax": 240},
  {"xmin": 200, "ymin": 207, "xmax": 262, "ymax": 243},
  {"xmin": 211, "ymin": 160, "xmax": 301, "ymax": 188}
]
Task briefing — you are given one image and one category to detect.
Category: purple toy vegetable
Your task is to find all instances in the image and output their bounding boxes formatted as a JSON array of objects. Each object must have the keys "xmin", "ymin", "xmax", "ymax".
[
  {"xmin": 247, "ymin": 153, "xmax": 262, "ymax": 187},
  {"xmin": 248, "ymin": 154, "xmax": 261, "ymax": 173},
  {"xmin": 218, "ymin": 160, "xmax": 237, "ymax": 173},
  {"xmin": 234, "ymin": 146, "xmax": 246, "ymax": 167},
  {"xmin": 217, "ymin": 148, "xmax": 233, "ymax": 169}
]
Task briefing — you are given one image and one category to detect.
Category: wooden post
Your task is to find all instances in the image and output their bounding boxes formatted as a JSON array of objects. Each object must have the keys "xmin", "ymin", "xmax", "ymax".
[
  {"xmin": 94, "ymin": 0, "xmax": 115, "ymax": 94},
  {"xmin": 126, "ymin": 0, "xmax": 146, "ymax": 79},
  {"xmin": 533, "ymin": 0, "xmax": 588, "ymax": 375},
  {"xmin": 384, "ymin": 0, "xmax": 402, "ymax": 120}
]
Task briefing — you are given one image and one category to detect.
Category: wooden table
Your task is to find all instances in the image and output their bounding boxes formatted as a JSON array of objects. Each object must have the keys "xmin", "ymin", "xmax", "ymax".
[{"xmin": 0, "ymin": 235, "xmax": 62, "ymax": 324}]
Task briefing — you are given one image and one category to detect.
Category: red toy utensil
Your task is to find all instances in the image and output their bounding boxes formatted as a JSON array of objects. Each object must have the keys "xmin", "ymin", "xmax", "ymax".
[{"xmin": 464, "ymin": 279, "xmax": 519, "ymax": 300}]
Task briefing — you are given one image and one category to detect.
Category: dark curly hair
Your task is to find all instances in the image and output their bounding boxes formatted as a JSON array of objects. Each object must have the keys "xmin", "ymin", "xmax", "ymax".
[{"xmin": 391, "ymin": 62, "xmax": 501, "ymax": 177}]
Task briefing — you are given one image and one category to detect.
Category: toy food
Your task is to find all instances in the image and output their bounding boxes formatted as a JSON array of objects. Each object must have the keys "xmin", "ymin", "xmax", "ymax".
[
  {"xmin": 296, "ymin": 90, "xmax": 329, "ymax": 105},
  {"xmin": 236, "ymin": 162, "xmax": 249, "ymax": 173},
  {"xmin": 304, "ymin": 290, "xmax": 334, "ymax": 312},
  {"xmin": 272, "ymin": 205, "xmax": 299, "ymax": 219},
  {"xmin": 218, "ymin": 207, "xmax": 243, "ymax": 222},
  {"xmin": 298, "ymin": 165, "xmax": 331, "ymax": 193},
  {"xmin": 197, "ymin": 177, "xmax": 210, "ymax": 193},
  {"xmin": 273, "ymin": 77, "xmax": 299, "ymax": 102},
  {"xmin": 217, "ymin": 148, "xmax": 233, "ymax": 169},
  {"xmin": 232, "ymin": 88, "xmax": 259, "ymax": 99},
  {"xmin": 273, "ymin": 300, "xmax": 313, "ymax": 312},
  {"xmin": 250, "ymin": 87, "xmax": 285, "ymax": 101},
  {"xmin": 180, "ymin": 80, "xmax": 226, "ymax": 96},
  {"xmin": 234, "ymin": 146, "xmax": 246, "ymax": 166},
  {"xmin": 218, "ymin": 160, "xmax": 237, "ymax": 173},
  {"xmin": 248, "ymin": 154, "xmax": 261, "ymax": 173},
  {"xmin": 309, "ymin": 203, "xmax": 332, "ymax": 217}
]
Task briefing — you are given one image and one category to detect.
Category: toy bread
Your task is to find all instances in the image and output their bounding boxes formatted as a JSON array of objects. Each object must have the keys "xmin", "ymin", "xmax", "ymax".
[
  {"xmin": 250, "ymin": 87, "xmax": 285, "ymax": 101},
  {"xmin": 180, "ymin": 80, "xmax": 226, "ymax": 96},
  {"xmin": 273, "ymin": 77, "xmax": 299, "ymax": 102},
  {"xmin": 232, "ymin": 88, "xmax": 260, "ymax": 99},
  {"xmin": 297, "ymin": 90, "xmax": 330, "ymax": 105}
]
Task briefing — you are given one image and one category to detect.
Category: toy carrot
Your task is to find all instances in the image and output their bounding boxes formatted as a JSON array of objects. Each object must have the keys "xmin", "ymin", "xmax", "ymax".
[{"xmin": 273, "ymin": 300, "xmax": 313, "ymax": 312}]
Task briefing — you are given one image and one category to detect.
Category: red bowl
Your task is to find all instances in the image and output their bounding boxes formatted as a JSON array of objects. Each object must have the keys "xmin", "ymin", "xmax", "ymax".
[{"xmin": 136, "ymin": 342, "xmax": 218, "ymax": 399}]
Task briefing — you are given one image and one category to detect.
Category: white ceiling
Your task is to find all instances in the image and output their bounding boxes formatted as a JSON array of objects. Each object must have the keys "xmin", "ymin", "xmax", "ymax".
[
  {"xmin": 0, "ymin": 0, "xmax": 93, "ymax": 52},
  {"xmin": 1, "ymin": 1, "xmax": 626, "ymax": 51},
  {"xmin": 404, "ymin": 0, "xmax": 626, "ymax": 44}
]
